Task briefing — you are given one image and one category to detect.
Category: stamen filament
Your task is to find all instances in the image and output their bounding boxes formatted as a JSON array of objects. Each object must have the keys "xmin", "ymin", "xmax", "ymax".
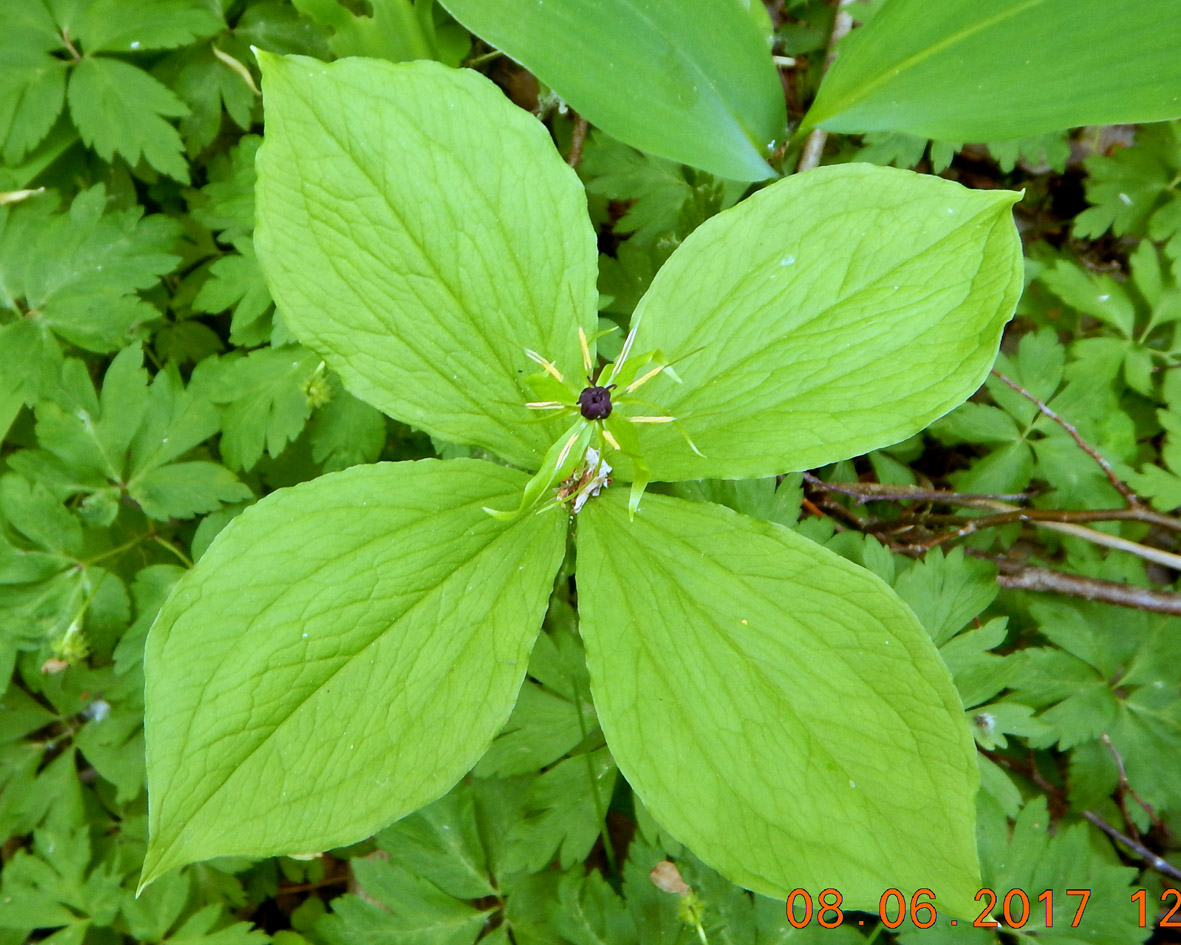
[
  {"xmin": 525, "ymin": 348, "xmax": 564, "ymax": 382},
  {"xmin": 578, "ymin": 326, "xmax": 593, "ymax": 374},
  {"xmin": 626, "ymin": 364, "xmax": 666, "ymax": 393},
  {"xmin": 602, "ymin": 429, "xmax": 622, "ymax": 450},
  {"xmin": 555, "ymin": 430, "xmax": 581, "ymax": 469},
  {"xmin": 608, "ymin": 313, "xmax": 642, "ymax": 384},
  {"xmin": 629, "ymin": 415, "xmax": 676, "ymax": 424},
  {"xmin": 526, "ymin": 401, "xmax": 567, "ymax": 410}
]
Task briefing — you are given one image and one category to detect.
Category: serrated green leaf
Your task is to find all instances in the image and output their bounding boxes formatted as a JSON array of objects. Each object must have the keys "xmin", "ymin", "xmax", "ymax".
[
  {"xmin": 552, "ymin": 870, "xmax": 639, "ymax": 945},
  {"xmin": 803, "ymin": 0, "xmax": 1181, "ymax": 141},
  {"xmin": 0, "ymin": 474, "xmax": 82, "ymax": 556},
  {"xmin": 440, "ymin": 0, "xmax": 784, "ymax": 181},
  {"xmin": 168, "ymin": 44, "xmax": 259, "ymax": 153},
  {"xmin": 984, "ymin": 797, "xmax": 1141, "ymax": 943},
  {"xmin": 894, "ymin": 547, "xmax": 998, "ymax": 646},
  {"xmin": 254, "ymin": 53, "xmax": 596, "ymax": 470},
  {"xmin": 318, "ymin": 857, "xmax": 491, "ymax": 945},
  {"xmin": 191, "ymin": 134, "xmax": 260, "ymax": 244},
  {"xmin": 0, "ymin": 186, "xmax": 180, "ymax": 353},
  {"xmin": 69, "ymin": 0, "xmax": 223, "ymax": 53},
  {"xmin": 192, "ymin": 238, "xmax": 274, "ymax": 346},
  {"xmin": 129, "ymin": 462, "xmax": 252, "ymax": 521},
  {"xmin": 1074, "ymin": 123, "xmax": 1181, "ymax": 243},
  {"xmin": 375, "ymin": 789, "xmax": 495, "ymax": 901},
  {"xmin": 940, "ymin": 617, "xmax": 1011, "ymax": 709},
  {"xmin": 290, "ymin": 0, "xmax": 433, "ymax": 61},
  {"xmin": 1110, "ymin": 685, "xmax": 1181, "ymax": 812},
  {"xmin": 142, "ymin": 460, "xmax": 566, "ymax": 884},
  {"xmin": 472, "ymin": 680, "xmax": 590, "ymax": 779},
  {"xmin": 579, "ymin": 133, "xmax": 695, "ymax": 246},
  {"xmin": 577, "ymin": 489, "xmax": 980, "ymax": 915},
  {"xmin": 505, "ymin": 749, "xmax": 617, "ymax": 872},
  {"xmin": 0, "ymin": 46, "xmax": 68, "ymax": 165},
  {"xmin": 0, "ymin": 827, "xmax": 122, "ymax": 932},
  {"xmin": 67, "ymin": 57, "xmax": 189, "ymax": 181},
  {"xmin": 626, "ymin": 163, "xmax": 1022, "ymax": 481},
  {"xmin": 307, "ymin": 385, "xmax": 386, "ymax": 472},
  {"xmin": 203, "ymin": 345, "xmax": 319, "ymax": 471}
]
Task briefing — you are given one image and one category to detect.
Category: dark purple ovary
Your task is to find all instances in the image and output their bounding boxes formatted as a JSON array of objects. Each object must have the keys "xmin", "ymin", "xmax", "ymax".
[{"xmin": 578, "ymin": 386, "xmax": 613, "ymax": 420}]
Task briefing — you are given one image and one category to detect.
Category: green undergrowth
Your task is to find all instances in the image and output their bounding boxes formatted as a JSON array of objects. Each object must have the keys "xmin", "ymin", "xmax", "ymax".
[{"xmin": 1, "ymin": 1, "xmax": 1179, "ymax": 943}]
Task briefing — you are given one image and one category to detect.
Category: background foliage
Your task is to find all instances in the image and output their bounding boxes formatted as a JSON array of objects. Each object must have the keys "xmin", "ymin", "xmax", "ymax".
[{"xmin": 1, "ymin": 0, "xmax": 1179, "ymax": 942}]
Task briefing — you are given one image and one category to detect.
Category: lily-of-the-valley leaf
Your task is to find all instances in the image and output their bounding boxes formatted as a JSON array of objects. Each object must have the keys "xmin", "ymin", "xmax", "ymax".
[{"xmin": 142, "ymin": 52, "xmax": 1024, "ymax": 916}]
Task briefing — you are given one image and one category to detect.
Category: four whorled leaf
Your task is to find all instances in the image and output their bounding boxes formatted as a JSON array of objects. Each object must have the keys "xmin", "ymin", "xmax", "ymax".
[
  {"xmin": 254, "ymin": 53, "xmax": 596, "ymax": 471},
  {"xmin": 142, "ymin": 460, "xmax": 566, "ymax": 885},
  {"xmin": 145, "ymin": 52, "xmax": 1014, "ymax": 901},
  {"xmin": 438, "ymin": 0, "xmax": 785, "ymax": 181},
  {"xmin": 626, "ymin": 163, "xmax": 1022, "ymax": 482},
  {"xmin": 802, "ymin": 0, "xmax": 1181, "ymax": 142},
  {"xmin": 577, "ymin": 490, "xmax": 981, "ymax": 915}
]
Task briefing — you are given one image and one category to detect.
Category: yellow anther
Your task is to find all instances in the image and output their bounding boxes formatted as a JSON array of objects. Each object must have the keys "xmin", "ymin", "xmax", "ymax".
[
  {"xmin": 578, "ymin": 326, "xmax": 593, "ymax": 374},
  {"xmin": 524, "ymin": 348, "xmax": 564, "ymax": 381},
  {"xmin": 626, "ymin": 364, "xmax": 666, "ymax": 393}
]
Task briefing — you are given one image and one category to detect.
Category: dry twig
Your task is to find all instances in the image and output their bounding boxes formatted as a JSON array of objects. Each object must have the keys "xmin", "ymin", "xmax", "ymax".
[
  {"xmin": 990, "ymin": 369, "xmax": 1140, "ymax": 507},
  {"xmin": 796, "ymin": 0, "xmax": 856, "ymax": 173}
]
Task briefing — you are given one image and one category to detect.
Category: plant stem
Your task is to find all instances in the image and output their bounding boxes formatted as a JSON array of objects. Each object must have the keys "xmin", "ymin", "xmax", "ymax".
[
  {"xmin": 571, "ymin": 671, "xmax": 618, "ymax": 878},
  {"xmin": 796, "ymin": 0, "xmax": 856, "ymax": 173}
]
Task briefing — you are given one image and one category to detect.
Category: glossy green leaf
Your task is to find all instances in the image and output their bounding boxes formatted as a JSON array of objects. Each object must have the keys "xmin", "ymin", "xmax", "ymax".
[
  {"xmin": 625, "ymin": 163, "xmax": 1022, "ymax": 481},
  {"xmin": 802, "ymin": 0, "xmax": 1181, "ymax": 141},
  {"xmin": 577, "ymin": 489, "xmax": 980, "ymax": 914},
  {"xmin": 438, "ymin": 0, "xmax": 784, "ymax": 181},
  {"xmin": 142, "ymin": 459, "xmax": 567, "ymax": 886},
  {"xmin": 254, "ymin": 53, "xmax": 596, "ymax": 471}
]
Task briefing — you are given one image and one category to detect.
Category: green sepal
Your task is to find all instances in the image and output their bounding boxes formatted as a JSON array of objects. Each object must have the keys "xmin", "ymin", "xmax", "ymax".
[{"xmin": 485, "ymin": 420, "xmax": 591, "ymax": 521}]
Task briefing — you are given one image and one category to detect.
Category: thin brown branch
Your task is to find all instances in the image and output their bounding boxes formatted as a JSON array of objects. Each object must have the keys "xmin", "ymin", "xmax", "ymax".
[
  {"xmin": 995, "ymin": 563, "xmax": 1181, "ymax": 615},
  {"xmin": 984, "ymin": 751, "xmax": 1181, "ymax": 882},
  {"xmin": 804, "ymin": 476, "xmax": 1181, "ymax": 568},
  {"xmin": 801, "ymin": 473, "xmax": 1036, "ymax": 506},
  {"xmin": 1080, "ymin": 810, "xmax": 1181, "ymax": 882},
  {"xmin": 1101, "ymin": 733, "xmax": 1162, "ymax": 834},
  {"xmin": 567, "ymin": 114, "xmax": 589, "ymax": 168},
  {"xmin": 795, "ymin": 0, "xmax": 855, "ymax": 173},
  {"xmin": 990, "ymin": 369, "xmax": 1140, "ymax": 507}
]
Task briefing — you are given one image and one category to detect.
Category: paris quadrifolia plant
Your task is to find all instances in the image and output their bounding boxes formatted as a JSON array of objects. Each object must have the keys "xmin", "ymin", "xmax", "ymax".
[{"xmin": 141, "ymin": 53, "xmax": 1023, "ymax": 915}]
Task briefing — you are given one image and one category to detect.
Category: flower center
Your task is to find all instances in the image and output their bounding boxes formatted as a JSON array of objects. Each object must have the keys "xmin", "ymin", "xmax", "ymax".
[{"xmin": 578, "ymin": 385, "xmax": 614, "ymax": 420}]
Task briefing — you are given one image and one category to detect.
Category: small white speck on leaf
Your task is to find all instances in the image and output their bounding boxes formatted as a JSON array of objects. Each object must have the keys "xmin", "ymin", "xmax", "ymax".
[
  {"xmin": 780, "ymin": 255, "xmax": 795, "ymax": 266},
  {"xmin": 1119, "ymin": 193, "xmax": 1133, "ymax": 205},
  {"xmin": 130, "ymin": 41, "xmax": 140, "ymax": 49}
]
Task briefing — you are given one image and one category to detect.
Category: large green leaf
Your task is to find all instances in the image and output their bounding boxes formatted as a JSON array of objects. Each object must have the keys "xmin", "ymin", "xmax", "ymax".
[
  {"xmin": 439, "ymin": 0, "xmax": 784, "ymax": 181},
  {"xmin": 142, "ymin": 459, "xmax": 567, "ymax": 885},
  {"xmin": 254, "ymin": 53, "xmax": 596, "ymax": 470},
  {"xmin": 801, "ymin": 0, "xmax": 1181, "ymax": 141},
  {"xmin": 623, "ymin": 163, "xmax": 1022, "ymax": 481},
  {"xmin": 577, "ymin": 489, "xmax": 980, "ymax": 915}
]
